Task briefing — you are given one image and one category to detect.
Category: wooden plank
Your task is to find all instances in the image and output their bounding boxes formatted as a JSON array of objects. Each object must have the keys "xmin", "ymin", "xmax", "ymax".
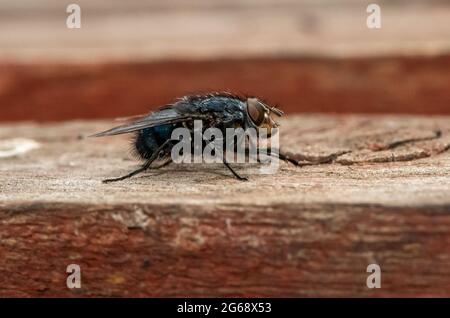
[
  {"xmin": 1, "ymin": 114, "xmax": 450, "ymax": 296},
  {"xmin": 0, "ymin": 0, "xmax": 449, "ymax": 62},
  {"xmin": 1, "ymin": 55, "xmax": 450, "ymax": 121}
]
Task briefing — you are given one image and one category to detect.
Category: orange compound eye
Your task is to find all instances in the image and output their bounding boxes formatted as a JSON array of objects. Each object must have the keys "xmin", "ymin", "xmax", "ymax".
[{"xmin": 246, "ymin": 97, "xmax": 266, "ymax": 127}]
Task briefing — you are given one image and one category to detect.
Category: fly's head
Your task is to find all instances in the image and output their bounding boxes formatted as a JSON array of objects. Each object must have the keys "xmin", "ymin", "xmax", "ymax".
[{"xmin": 246, "ymin": 97, "xmax": 284, "ymax": 136}]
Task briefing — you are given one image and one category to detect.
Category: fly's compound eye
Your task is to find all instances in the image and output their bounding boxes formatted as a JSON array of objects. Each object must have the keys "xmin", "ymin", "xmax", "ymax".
[{"xmin": 246, "ymin": 97, "xmax": 267, "ymax": 127}]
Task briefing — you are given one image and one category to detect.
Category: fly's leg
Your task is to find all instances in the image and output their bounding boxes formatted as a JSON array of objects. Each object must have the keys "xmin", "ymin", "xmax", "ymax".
[
  {"xmin": 103, "ymin": 162, "xmax": 152, "ymax": 183},
  {"xmin": 279, "ymin": 152, "xmax": 301, "ymax": 166},
  {"xmin": 204, "ymin": 140, "xmax": 248, "ymax": 181},
  {"xmin": 278, "ymin": 151, "xmax": 351, "ymax": 166},
  {"xmin": 103, "ymin": 139, "xmax": 171, "ymax": 183},
  {"xmin": 149, "ymin": 159, "xmax": 173, "ymax": 170},
  {"xmin": 254, "ymin": 147, "xmax": 301, "ymax": 166},
  {"xmin": 223, "ymin": 158, "xmax": 248, "ymax": 181},
  {"xmin": 256, "ymin": 147, "xmax": 337, "ymax": 167}
]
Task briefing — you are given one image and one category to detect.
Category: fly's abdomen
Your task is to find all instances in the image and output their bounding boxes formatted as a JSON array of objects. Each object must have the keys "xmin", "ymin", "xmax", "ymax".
[{"xmin": 135, "ymin": 124, "xmax": 174, "ymax": 160}]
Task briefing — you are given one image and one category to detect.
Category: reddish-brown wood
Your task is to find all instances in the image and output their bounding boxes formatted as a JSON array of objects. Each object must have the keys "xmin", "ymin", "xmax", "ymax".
[
  {"xmin": 1, "ymin": 115, "xmax": 449, "ymax": 297},
  {"xmin": 1, "ymin": 55, "xmax": 450, "ymax": 122}
]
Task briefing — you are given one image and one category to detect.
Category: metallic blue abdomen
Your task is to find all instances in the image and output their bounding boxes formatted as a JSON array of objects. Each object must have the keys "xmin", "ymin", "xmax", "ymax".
[{"xmin": 135, "ymin": 124, "xmax": 174, "ymax": 159}]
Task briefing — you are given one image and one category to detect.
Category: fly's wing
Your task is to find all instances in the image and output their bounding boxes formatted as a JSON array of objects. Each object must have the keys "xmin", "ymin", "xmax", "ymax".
[
  {"xmin": 90, "ymin": 107, "xmax": 207, "ymax": 137},
  {"xmin": 113, "ymin": 114, "xmax": 146, "ymax": 122}
]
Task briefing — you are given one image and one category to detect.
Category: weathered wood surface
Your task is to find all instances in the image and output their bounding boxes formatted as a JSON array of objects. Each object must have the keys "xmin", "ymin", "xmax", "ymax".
[{"xmin": 1, "ymin": 114, "xmax": 450, "ymax": 297}]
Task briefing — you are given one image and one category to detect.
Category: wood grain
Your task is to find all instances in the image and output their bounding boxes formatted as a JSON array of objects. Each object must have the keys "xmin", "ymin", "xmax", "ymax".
[{"xmin": 1, "ymin": 114, "xmax": 450, "ymax": 297}]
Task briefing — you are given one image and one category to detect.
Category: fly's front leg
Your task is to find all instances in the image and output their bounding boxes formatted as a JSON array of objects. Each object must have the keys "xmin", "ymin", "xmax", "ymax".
[
  {"xmin": 255, "ymin": 147, "xmax": 301, "ymax": 166},
  {"xmin": 278, "ymin": 152, "xmax": 301, "ymax": 166},
  {"xmin": 278, "ymin": 151, "xmax": 351, "ymax": 166}
]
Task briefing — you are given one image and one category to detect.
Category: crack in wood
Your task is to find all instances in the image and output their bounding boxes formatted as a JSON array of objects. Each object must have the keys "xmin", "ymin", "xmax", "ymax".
[
  {"xmin": 370, "ymin": 130, "xmax": 442, "ymax": 151},
  {"xmin": 281, "ymin": 120, "xmax": 448, "ymax": 166}
]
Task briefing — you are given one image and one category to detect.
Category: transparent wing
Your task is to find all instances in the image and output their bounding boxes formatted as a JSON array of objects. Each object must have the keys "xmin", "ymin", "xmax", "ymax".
[
  {"xmin": 90, "ymin": 108, "xmax": 206, "ymax": 137},
  {"xmin": 113, "ymin": 114, "xmax": 146, "ymax": 122}
]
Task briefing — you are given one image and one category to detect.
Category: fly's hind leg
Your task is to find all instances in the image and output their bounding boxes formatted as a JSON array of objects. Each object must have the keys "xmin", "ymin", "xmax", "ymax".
[
  {"xmin": 149, "ymin": 159, "xmax": 173, "ymax": 170},
  {"xmin": 103, "ymin": 139, "xmax": 171, "ymax": 183},
  {"xmin": 102, "ymin": 161, "xmax": 152, "ymax": 183}
]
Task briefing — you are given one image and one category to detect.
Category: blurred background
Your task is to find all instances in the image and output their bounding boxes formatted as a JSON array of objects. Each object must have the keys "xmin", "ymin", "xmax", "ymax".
[{"xmin": 0, "ymin": 0, "xmax": 449, "ymax": 121}]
